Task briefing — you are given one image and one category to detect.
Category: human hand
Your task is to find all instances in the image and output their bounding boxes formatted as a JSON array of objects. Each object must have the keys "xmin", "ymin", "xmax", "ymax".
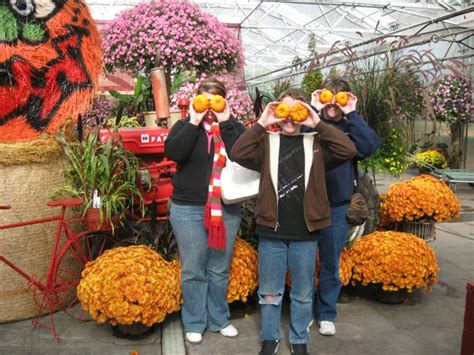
[
  {"xmin": 311, "ymin": 89, "xmax": 328, "ymax": 112},
  {"xmin": 337, "ymin": 92, "xmax": 357, "ymax": 115},
  {"xmin": 257, "ymin": 102, "xmax": 284, "ymax": 128},
  {"xmin": 213, "ymin": 103, "xmax": 230, "ymax": 123},
  {"xmin": 295, "ymin": 101, "xmax": 321, "ymax": 128},
  {"xmin": 189, "ymin": 99, "xmax": 208, "ymax": 126}
]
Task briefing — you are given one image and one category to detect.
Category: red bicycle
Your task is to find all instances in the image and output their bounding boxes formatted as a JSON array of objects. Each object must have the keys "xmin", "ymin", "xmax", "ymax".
[{"xmin": 0, "ymin": 198, "xmax": 116, "ymax": 341}]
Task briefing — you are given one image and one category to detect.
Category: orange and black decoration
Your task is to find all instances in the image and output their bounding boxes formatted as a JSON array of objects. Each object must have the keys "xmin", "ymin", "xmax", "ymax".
[{"xmin": 0, "ymin": 0, "xmax": 102, "ymax": 141}]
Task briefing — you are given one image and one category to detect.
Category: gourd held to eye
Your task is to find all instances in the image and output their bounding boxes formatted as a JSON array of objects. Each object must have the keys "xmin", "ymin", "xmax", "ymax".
[
  {"xmin": 274, "ymin": 103, "xmax": 290, "ymax": 119},
  {"xmin": 289, "ymin": 102, "xmax": 309, "ymax": 122},
  {"xmin": 335, "ymin": 92, "xmax": 349, "ymax": 106},
  {"xmin": 210, "ymin": 95, "xmax": 226, "ymax": 113},
  {"xmin": 193, "ymin": 95, "xmax": 211, "ymax": 113},
  {"xmin": 319, "ymin": 89, "xmax": 334, "ymax": 104}
]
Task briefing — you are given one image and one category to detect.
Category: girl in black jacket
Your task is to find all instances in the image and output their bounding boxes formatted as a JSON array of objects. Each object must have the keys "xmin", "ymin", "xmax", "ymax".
[{"xmin": 165, "ymin": 78, "xmax": 244, "ymax": 344}]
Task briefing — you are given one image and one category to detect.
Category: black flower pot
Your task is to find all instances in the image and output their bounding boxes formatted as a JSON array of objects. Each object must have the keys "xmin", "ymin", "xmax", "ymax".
[
  {"xmin": 112, "ymin": 323, "xmax": 156, "ymax": 340},
  {"xmin": 373, "ymin": 287, "xmax": 410, "ymax": 304}
]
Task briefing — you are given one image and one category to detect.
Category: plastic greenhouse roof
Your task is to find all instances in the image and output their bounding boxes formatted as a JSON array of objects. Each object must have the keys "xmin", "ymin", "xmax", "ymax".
[{"xmin": 86, "ymin": 1, "xmax": 473, "ymax": 85}]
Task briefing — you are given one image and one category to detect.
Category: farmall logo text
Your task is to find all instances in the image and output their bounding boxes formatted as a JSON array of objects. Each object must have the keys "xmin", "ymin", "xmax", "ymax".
[{"xmin": 141, "ymin": 133, "xmax": 168, "ymax": 144}]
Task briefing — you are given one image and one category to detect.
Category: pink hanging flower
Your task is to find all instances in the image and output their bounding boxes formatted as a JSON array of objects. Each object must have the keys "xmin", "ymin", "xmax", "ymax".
[
  {"xmin": 431, "ymin": 73, "xmax": 472, "ymax": 124},
  {"xmin": 102, "ymin": 0, "xmax": 244, "ymax": 76}
]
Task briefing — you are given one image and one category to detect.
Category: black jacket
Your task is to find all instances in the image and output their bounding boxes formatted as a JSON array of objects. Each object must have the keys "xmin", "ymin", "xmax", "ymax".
[
  {"xmin": 164, "ymin": 118, "xmax": 245, "ymax": 205},
  {"xmin": 321, "ymin": 112, "xmax": 379, "ymax": 205}
]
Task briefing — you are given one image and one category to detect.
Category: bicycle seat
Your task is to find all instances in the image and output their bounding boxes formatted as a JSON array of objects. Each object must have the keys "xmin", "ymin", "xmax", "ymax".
[
  {"xmin": 47, "ymin": 198, "xmax": 83, "ymax": 207},
  {"xmin": 0, "ymin": 205, "xmax": 11, "ymax": 210}
]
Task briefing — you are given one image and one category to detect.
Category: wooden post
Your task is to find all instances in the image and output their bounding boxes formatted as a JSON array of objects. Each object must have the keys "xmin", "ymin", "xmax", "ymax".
[{"xmin": 461, "ymin": 282, "xmax": 474, "ymax": 355}]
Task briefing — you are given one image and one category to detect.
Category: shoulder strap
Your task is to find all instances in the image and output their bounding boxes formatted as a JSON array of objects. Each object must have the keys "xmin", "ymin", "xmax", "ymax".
[{"xmin": 353, "ymin": 160, "xmax": 360, "ymax": 193}]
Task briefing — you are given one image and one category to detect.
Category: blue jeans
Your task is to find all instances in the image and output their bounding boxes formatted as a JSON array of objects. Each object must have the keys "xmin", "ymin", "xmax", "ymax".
[
  {"xmin": 258, "ymin": 236, "xmax": 317, "ymax": 344},
  {"xmin": 169, "ymin": 202, "xmax": 241, "ymax": 333},
  {"xmin": 315, "ymin": 204, "xmax": 349, "ymax": 321}
]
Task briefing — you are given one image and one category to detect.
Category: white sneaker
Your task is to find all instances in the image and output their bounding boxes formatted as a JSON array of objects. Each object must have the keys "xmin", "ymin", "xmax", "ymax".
[
  {"xmin": 307, "ymin": 319, "xmax": 314, "ymax": 332},
  {"xmin": 219, "ymin": 324, "xmax": 238, "ymax": 337},
  {"xmin": 186, "ymin": 332, "xmax": 203, "ymax": 344},
  {"xmin": 318, "ymin": 320, "xmax": 336, "ymax": 336}
]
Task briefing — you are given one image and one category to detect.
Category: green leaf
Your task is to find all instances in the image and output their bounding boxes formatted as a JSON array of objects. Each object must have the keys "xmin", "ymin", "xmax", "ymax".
[{"xmin": 0, "ymin": 6, "xmax": 18, "ymax": 42}]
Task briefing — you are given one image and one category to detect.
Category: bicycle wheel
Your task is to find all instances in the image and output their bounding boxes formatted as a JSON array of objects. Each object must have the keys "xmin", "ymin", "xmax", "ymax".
[{"xmin": 33, "ymin": 232, "xmax": 118, "ymax": 321}]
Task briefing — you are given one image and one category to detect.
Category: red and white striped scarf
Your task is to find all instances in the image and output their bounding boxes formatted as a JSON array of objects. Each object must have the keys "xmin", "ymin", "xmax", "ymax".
[{"xmin": 203, "ymin": 121, "xmax": 227, "ymax": 250}]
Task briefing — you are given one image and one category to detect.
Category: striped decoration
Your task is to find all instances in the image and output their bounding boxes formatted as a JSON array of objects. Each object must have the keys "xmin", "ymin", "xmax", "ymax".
[{"xmin": 203, "ymin": 121, "xmax": 227, "ymax": 250}]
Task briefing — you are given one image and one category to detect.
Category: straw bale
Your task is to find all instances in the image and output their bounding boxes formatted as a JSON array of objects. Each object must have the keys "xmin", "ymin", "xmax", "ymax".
[
  {"xmin": 0, "ymin": 139, "xmax": 64, "ymax": 165},
  {"xmin": 0, "ymin": 151, "xmax": 76, "ymax": 322}
]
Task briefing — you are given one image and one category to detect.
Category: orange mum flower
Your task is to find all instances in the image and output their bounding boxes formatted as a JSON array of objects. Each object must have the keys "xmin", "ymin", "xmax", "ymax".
[{"xmin": 350, "ymin": 231, "xmax": 439, "ymax": 292}]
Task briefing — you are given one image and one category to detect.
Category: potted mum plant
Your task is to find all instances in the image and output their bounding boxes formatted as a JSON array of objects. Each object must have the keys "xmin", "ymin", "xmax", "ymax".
[
  {"xmin": 380, "ymin": 174, "xmax": 461, "ymax": 244},
  {"xmin": 350, "ymin": 231, "xmax": 439, "ymax": 303},
  {"xmin": 56, "ymin": 127, "xmax": 145, "ymax": 231},
  {"xmin": 77, "ymin": 245, "xmax": 182, "ymax": 338},
  {"xmin": 412, "ymin": 149, "xmax": 448, "ymax": 173}
]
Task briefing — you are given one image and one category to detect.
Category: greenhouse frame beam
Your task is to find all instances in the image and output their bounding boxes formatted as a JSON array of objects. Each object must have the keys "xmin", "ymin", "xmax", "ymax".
[
  {"xmin": 247, "ymin": 28, "xmax": 473, "ymax": 87},
  {"xmin": 249, "ymin": 5, "xmax": 340, "ymax": 58},
  {"xmin": 393, "ymin": 7, "xmax": 458, "ymax": 24},
  {"xmin": 247, "ymin": 5, "xmax": 474, "ymax": 81},
  {"xmin": 259, "ymin": 0, "xmax": 447, "ymax": 10},
  {"xmin": 241, "ymin": 25, "xmax": 377, "ymax": 33}
]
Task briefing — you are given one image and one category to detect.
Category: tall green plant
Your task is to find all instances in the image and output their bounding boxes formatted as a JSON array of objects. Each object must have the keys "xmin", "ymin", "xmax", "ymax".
[
  {"xmin": 314, "ymin": 36, "xmax": 458, "ymax": 176},
  {"xmin": 56, "ymin": 128, "xmax": 145, "ymax": 229}
]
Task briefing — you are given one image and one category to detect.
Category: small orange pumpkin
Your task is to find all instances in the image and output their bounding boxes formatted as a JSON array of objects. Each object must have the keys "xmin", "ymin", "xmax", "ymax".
[
  {"xmin": 210, "ymin": 95, "xmax": 226, "ymax": 112},
  {"xmin": 289, "ymin": 102, "xmax": 309, "ymax": 122},
  {"xmin": 319, "ymin": 89, "xmax": 334, "ymax": 104},
  {"xmin": 335, "ymin": 91, "xmax": 349, "ymax": 106},
  {"xmin": 274, "ymin": 103, "xmax": 290, "ymax": 119},
  {"xmin": 193, "ymin": 95, "xmax": 210, "ymax": 113}
]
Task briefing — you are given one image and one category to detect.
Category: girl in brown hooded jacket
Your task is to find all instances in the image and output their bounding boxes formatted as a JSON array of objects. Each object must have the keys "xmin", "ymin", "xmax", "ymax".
[{"xmin": 230, "ymin": 88, "xmax": 356, "ymax": 355}]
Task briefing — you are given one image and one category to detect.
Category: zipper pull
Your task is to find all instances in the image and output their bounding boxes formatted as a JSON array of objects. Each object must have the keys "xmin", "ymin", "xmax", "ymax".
[{"xmin": 274, "ymin": 222, "xmax": 279, "ymax": 231}]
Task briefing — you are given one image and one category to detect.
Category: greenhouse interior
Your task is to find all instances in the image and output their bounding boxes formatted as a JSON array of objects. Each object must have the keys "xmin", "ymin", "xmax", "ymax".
[{"xmin": 0, "ymin": 0, "xmax": 473, "ymax": 354}]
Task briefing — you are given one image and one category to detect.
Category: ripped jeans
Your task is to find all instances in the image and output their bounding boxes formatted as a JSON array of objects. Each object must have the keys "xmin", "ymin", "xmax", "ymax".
[{"xmin": 258, "ymin": 236, "xmax": 318, "ymax": 344}]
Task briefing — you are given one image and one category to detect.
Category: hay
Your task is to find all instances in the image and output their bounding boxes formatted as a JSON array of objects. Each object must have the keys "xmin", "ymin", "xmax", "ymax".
[
  {"xmin": 0, "ymin": 140, "xmax": 76, "ymax": 323},
  {"xmin": 0, "ymin": 139, "xmax": 64, "ymax": 165}
]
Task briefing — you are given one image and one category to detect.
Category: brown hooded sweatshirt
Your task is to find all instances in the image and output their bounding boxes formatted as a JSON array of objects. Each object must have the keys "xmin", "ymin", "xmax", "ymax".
[{"xmin": 230, "ymin": 121, "xmax": 357, "ymax": 233}]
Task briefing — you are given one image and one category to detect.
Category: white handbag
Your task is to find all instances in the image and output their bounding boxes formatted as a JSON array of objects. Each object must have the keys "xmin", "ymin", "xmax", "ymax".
[{"xmin": 221, "ymin": 159, "xmax": 260, "ymax": 204}]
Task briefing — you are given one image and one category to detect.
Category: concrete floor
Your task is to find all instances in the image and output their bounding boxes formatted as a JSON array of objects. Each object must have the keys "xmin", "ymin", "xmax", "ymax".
[{"xmin": 0, "ymin": 174, "xmax": 473, "ymax": 355}]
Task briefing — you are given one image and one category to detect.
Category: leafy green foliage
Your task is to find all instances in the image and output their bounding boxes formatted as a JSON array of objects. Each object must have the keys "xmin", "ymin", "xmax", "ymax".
[
  {"xmin": 301, "ymin": 69, "xmax": 323, "ymax": 98},
  {"xmin": 109, "ymin": 75, "xmax": 154, "ymax": 120},
  {"xmin": 55, "ymin": 128, "xmax": 145, "ymax": 230},
  {"xmin": 360, "ymin": 127, "xmax": 410, "ymax": 177}
]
